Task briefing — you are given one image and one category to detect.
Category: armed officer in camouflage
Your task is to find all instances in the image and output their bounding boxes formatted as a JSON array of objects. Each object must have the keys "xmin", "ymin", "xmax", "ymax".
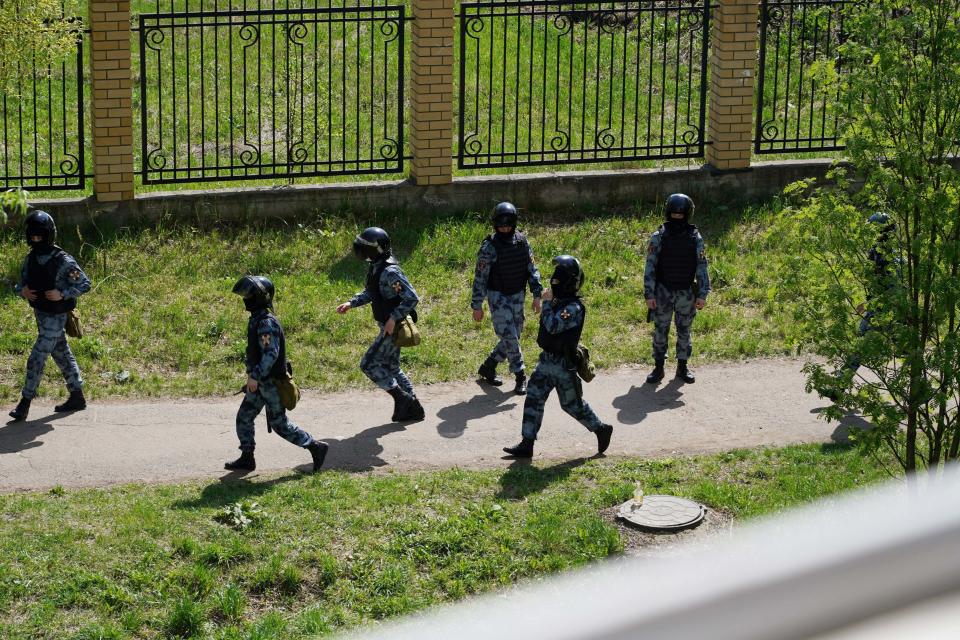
[
  {"xmin": 8, "ymin": 211, "xmax": 90, "ymax": 422},
  {"xmin": 472, "ymin": 202, "xmax": 543, "ymax": 395},
  {"xmin": 643, "ymin": 193, "xmax": 711, "ymax": 385},
  {"xmin": 224, "ymin": 275, "xmax": 328, "ymax": 472},
  {"xmin": 503, "ymin": 255, "xmax": 613, "ymax": 459},
  {"xmin": 336, "ymin": 227, "xmax": 425, "ymax": 423}
]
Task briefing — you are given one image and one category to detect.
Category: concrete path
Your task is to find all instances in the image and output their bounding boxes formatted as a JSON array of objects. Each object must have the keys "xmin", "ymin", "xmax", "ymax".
[{"xmin": 0, "ymin": 358, "xmax": 865, "ymax": 492}]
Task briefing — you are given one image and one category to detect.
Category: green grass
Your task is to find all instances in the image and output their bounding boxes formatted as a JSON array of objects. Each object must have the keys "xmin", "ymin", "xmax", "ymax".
[
  {"xmin": 0, "ymin": 443, "xmax": 892, "ymax": 639},
  {"xmin": 0, "ymin": 200, "xmax": 802, "ymax": 402}
]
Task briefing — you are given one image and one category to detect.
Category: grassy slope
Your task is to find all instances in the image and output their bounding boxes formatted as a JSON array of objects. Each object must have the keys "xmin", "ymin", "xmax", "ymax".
[
  {"xmin": 0, "ymin": 201, "xmax": 799, "ymax": 402},
  {"xmin": 0, "ymin": 444, "xmax": 890, "ymax": 639}
]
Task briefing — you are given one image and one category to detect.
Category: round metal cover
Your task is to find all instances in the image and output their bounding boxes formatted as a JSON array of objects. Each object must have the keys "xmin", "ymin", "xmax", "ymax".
[{"xmin": 616, "ymin": 495, "xmax": 706, "ymax": 531}]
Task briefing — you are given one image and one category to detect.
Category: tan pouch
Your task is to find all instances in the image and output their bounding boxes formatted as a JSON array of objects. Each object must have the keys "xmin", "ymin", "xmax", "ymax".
[
  {"xmin": 65, "ymin": 309, "xmax": 82, "ymax": 339},
  {"xmin": 392, "ymin": 315, "xmax": 421, "ymax": 347}
]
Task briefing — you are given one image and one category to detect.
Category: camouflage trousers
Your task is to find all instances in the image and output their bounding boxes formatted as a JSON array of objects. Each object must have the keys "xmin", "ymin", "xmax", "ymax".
[
  {"xmin": 651, "ymin": 284, "xmax": 697, "ymax": 361},
  {"xmin": 486, "ymin": 290, "xmax": 526, "ymax": 373},
  {"xmin": 236, "ymin": 380, "xmax": 315, "ymax": 453},
  {"xmin": 360, "ymin": 328, "xmax": 415, "ymax": 393},
  {"xmin": 21, "ymin": 310, "xmax": 83, "ymax": 400},
  {"xmin": 521, "ymin": 353, "xmax": 603, "ymax": 441}
]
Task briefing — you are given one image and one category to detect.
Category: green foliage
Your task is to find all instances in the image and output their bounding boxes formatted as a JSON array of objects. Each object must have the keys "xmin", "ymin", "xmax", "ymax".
[
  {"xmin": 0, "ymin": 0, "xmax": 80, "ymax": 94},
  {"xmin": 214, "ymin": 501, "xmax": 265, "ymax": 531},
  {"xmin": 0, "ymin": 188, "xmax": 28, "ymax": 226},
  {"xmin": 780, "ymin": 0, "xmax": 960, "ymax": 475}
]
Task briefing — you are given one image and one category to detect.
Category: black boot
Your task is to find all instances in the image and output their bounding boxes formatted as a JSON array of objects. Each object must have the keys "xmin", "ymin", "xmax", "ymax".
[
  {"xmin": 307, "ymin": 442, "xmax": 329, "ymax": 472},
  {"xmin": 676, "ymin": 360, "xmax": 696, "ymax": 384},
  {"xmin": 388, "ymin": 387, "xmax": 424, "ymax": 422},
  {"xmin": 478, "ymin": 358, "xmax": 503, "ymax": 386},
  {"xmin": 224, "ymin": 450, "xmax": 256, "ymax": 471},
  {"xmin": 595, "ymin": 423, "xmax": 613, "ymax": 455},
  {"xmin": 8, "ymin": 397, "xmax": 30, "ymax": 422},
  {"xmin": 403, "ymin": 396, "xmax": 426, "ymax": 422},
  {"xmin": 513, "ymin": 371, "xmax": 527, "ymax": 396},
  {"xmin": 503, "ymin": 437, "xmax": 534, "ymax": 458},
  {"xmin": 646, "ymin": 359, "xmax": 665, "ymax": 385},
  {"xmin": 54, "ymin": 389, "xmax": 86, "ymax": 413}
]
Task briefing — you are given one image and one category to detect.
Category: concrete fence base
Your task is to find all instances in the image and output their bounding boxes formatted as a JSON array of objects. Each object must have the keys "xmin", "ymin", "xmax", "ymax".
[{"xmin": 32, "ymin": 159, "xmax": 837, "ymax": 227}]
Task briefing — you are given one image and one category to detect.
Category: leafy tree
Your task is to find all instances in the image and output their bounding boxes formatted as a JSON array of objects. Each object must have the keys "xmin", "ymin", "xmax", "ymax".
[
  {"xmin": 0, "ymin": 0, "xmax": 80, "ymax": 95},
  {"xmin": 780, "ymin": 0, "xmax": 960, "ymax": 477}
]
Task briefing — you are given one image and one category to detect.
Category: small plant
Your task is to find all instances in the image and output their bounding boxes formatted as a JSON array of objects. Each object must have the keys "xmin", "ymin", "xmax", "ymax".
[
  {"xmin": 212, "ymin": 584, "xmax": 246, "ymax": 623},
  {"xmin": 164, "ymin": 596, "xmax": 206, "ymax": 638},
  {"xmin": 214, "ymin": 500, "xmax": 265, "ymax": 531}
]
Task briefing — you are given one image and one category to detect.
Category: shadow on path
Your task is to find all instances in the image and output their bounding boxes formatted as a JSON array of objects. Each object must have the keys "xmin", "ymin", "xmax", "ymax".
[
  {"xmin": 611, "ymin": 378, "xmax": 686, "ymax": 426},
  {"xmin": 319, "ymin": 421, "xmax": 408, "ymax": 472},
  {"xmin": 496, "ymin": 457, "xmax": 589, "ymax": 500},
  {"xmin": 810, "ymin": 406, "xmax": 875, "ymax": 444},
  {"xmin": 436, "ymin": 384, "xmax": 517, "ymax": 439},
  {"xmin": 0, "ymin": 411, "xmax": 76, "ymax": 454}
]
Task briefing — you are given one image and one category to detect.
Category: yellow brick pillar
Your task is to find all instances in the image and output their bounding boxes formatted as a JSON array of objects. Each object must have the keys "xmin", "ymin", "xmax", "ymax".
[
  {"xmin": 409, "ymin": 0, "xmax": 454, "ymax": 185},
  {"xmin": 88, "ymin": 1, "xmax": 134, "ymax": 202},
  {"xmin": 706, "ymin": 0, "xmax": 759, "ymax": 171}
]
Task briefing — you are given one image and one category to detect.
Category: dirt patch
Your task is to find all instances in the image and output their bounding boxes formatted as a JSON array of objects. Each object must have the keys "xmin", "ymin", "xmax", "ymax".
[{"xmin": 602, "ymin": 505, "xmax": 737, "ymax": 559}]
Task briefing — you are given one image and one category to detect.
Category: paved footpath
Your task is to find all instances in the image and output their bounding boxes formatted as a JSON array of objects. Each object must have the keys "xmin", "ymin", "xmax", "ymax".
[{"xmin": 0, "ymin": 358, "xmax": 867, "ymax": 492}]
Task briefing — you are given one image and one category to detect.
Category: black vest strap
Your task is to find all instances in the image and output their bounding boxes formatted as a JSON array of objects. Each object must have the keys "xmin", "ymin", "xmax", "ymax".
[
  {"xmin": 488, "ymin": 233, "xmax": 530, "ymax": 295},
  {"xmin": 26, "ymin": 248, "xmax": 76, "ymax": 314}
]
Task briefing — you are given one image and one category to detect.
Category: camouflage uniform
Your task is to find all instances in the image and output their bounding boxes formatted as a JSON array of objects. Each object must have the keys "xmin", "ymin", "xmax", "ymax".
[
  {"xmin": 643, "ymin": 226, "xmax": 711, "ymax": 361},
  {"xmin": 350, "ymin": 261, "xmax": 419, "ymax": 392},
  {"xmin": 521, "ymin": 300, "xmax": 604, "ymax": 441},
  {"xmin": 236, "ymin": 310, "xmax": 316, "ymax": 453},
  {"xmin": 471, "ymin": 235, "xmax": 543, "ymax": 374},
  {"xmin": 15, "ymin": 250, "xmax": 90, "ymax": 400}
]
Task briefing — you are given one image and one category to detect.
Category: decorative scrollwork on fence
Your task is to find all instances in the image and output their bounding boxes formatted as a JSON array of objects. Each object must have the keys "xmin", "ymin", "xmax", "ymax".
[
  {"xmin": 58, "ymin": 154, "xmax": 81, "ymax": 177},
  {"xmin": 144, "ymin": 27, "xmax": 166, "ymax": 51},
  {"xmin": 379, "ymin": 138, "xmax": 400, "ymax": 160},
  {"xmin": 380, "ymin": 19, "xmax": 402, "ymax": 43},
  {"xmin": 286, "ymin": 21, "xmax": 308, "ymax": 46},
  {"xmin": 146, "ymin": 148, "xmax": 167, "ymax": 171},
  {"xmin": 550, "ymin": 130, "xmax": 570, "ymax": 153}
]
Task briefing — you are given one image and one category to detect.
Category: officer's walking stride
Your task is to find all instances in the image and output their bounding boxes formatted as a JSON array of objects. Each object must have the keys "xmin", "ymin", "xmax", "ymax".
[
  {"xmin": 503, "ymin": 255, "xmax": 612, "ymax": 458},
  {"xmin": 472, "ymin": 202, "xmax": 543, "ymax": 395},
  {"xmin": 8, "ymin": 211, "xmax": 90, "ymax": 422},
  {"xmin": 337, "ymin": 227, "xmax": 425, "ymax": 423},
  {"xmin": 644, "ymin": 194, "xmax": 711, "ymax": 385},
  {"xmin": 224, "ymin": 275, "xmax": 328, "ymax": 472}
]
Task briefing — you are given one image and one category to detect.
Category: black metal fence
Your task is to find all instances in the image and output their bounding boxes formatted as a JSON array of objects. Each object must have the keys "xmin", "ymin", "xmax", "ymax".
[
  {"xmin": 137, "ymin": 1, "xmax": 406, "ymax": 184},
  {"xmin": 0, "ymin": 24, "xmax": 87, "ymax": 191},
  {"xmin": 457, "ymin": 0, "xmax": 710, "ymax": 169},
  {"xmin": 755, "ymin": 0, "xmax": 852, "ymax": 154}
]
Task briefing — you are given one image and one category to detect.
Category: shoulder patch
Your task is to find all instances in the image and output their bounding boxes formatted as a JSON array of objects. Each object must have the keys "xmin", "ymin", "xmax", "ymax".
[
  {"xmin": 260, "ymin": 333, "xmax": 272, "ymax": 348},
  {"xmin": 648, "ymin": 243, "xmax": 656, "ymax": 255},
  {"xmin": 392, "ymin": 280, "xmax": 403, "ymax": 294},
  {"xmin": 477, "ymin": 259, "xmax": 487, "ymax": 271},
  {"xmin": 560, "ymin": 308, "xmax": 571, "ymax": 320},
  {"xmin": 68, "ymin": 269, "xmax": 83, "ymax": 283}
]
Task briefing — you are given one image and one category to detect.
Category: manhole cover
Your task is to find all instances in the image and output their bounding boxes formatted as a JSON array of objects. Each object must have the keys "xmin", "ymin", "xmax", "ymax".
[{"xmin": 616, "ymin": 495, "xmax": 706, "ymax": 532}]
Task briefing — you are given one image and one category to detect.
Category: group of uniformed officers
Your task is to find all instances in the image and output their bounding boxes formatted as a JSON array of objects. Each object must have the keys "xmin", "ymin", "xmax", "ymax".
[{"xmin": 6, "ymin": 194, "xmax": 711, "ymax": 472}]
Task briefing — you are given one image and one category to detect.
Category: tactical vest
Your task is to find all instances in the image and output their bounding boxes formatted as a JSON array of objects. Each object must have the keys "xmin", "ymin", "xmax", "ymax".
[
  {"xmin": 366, "ymin": 257, "xmax": 417, "ymax": 324},
  {"xmin": 26, "ymin": 247, "xmax": 76, "ymax": 314},
  {"xmin": 246, "ymin": 311, "xmax": 287, "ymax": 380},
  {"xmin": 488, "ymin": 232, "xmax": 531, "ymax": 295},
  {"xmin": 655, "ymin": 224, "xmax": 698, "ymax": 291},
  {"xmin": 537, "ymin": 298, "xmax": 585, "ymax": 360}
]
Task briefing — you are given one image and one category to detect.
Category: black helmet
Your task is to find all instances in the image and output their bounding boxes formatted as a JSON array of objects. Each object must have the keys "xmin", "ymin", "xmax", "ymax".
[
  {"xmin": 353, "ymin": 227, "xmax": 391, "ymax": 262},
  {"xmin": 664, "ymin": 193, "xmax": 695, "ymax": 222},
  {"xmin": 24, "ymin": 210, "xmax": 57, "ymax": 248},
  {"xmin": 492, "ymin": 202, "xmax": 518, "ymax": 229},
  {"xmin": 549, "ymin": 254, "xmax": 584, "ymax": 298},
  {"xmin": 233, "ymin": 275, "xmax": 275, "ymax": 312}
]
